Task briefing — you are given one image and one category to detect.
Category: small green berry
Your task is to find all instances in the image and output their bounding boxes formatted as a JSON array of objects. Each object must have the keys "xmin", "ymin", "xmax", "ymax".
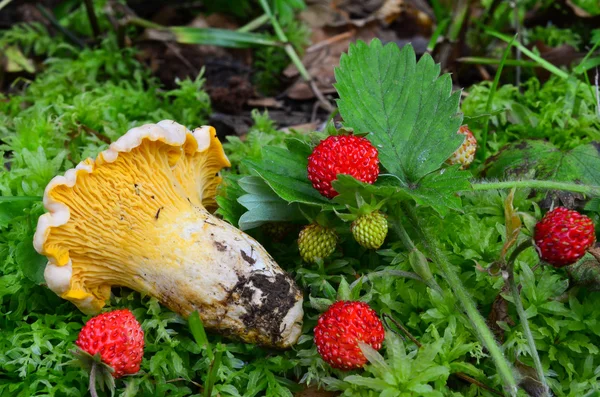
[
  {"xmin": 298, "ymin": 224, "xmax": 337, "ymax": 263},
  {"xmin": 351, "ymin": 211, "xmax": 388, "ymax": 250}
]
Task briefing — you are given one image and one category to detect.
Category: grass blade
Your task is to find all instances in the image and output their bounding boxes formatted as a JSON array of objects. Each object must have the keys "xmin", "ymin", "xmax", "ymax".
[
  {"xmin": 485, "ymin": 29, "xmax": 569, "ymax": 79},
  {"xmin": 188, "ymin": 311, "xmax": 214, "ymax": 361},
  {"xmin": 203, "ymin": 349, "xmax": 223, "ymax": 397},
  {"xmin": 148, "ymin": 27, "xmax": 281, "ymax": 48},
  {"xmin": 457, "ymin": 56, "xmax": 539, "ymax": 68}
]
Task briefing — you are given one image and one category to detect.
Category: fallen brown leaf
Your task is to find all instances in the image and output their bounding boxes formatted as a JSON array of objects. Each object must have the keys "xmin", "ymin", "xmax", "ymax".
[{"xmin": 487, "ymin": 284, "xmax": 514, "ymax": 342}]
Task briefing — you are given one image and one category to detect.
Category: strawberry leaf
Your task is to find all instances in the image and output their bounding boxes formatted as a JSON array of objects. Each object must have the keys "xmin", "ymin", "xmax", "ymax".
[
  {"xmin": 335, "ymin": 39, "xmax": 464, "ymax": 184},
  {"xmin": 483, "ymin": 140, "xmax": 600, "ymax": 184},
  {"xmin": 236, "ymin": 176, "xmax": 304, "ymax": 230},
  {"xmin": 242, "ymin": 140, "xmax": 332, "ymax": 206},
  {"xmin": 332, "ymin": 168, "xmax": 470, "ymax": 216},
  {"xmin": 407, "ymin": 167, "xmax": 471, "ymax": 215},
  {"xmin": 215, "ymin": 174, "xmax": 247, "ymax": 227}
]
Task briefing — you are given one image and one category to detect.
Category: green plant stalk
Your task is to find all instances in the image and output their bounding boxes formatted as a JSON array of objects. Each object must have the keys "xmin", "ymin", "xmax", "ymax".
[
  {"xmin": 480, "ymin": 34, "xmax": 516, "ymax": 161},
  {"xmin": 429, "ymin": 0, "xmax": 446, "ymax": 23},
  {"xmin": 447, "ymin": 0, "xmax": 471, "ymax": 41},
  {"xmin": 237, "ymin": 14, "xmax": 270, "ymax": 33},
  {"xmin": 388, "ymin": 213, "xmax": 442, "ymax": 293},
  {"xmin": 402, "ymin": 203, "xmax": 518, "ymax": 395},
  {"xmin": 457, "ymin": 56, "xmax": 539, "ymax": 67},
  {"xmin": 35, "ymin": 4, "xmax": 86, "ymax": 48},
  {"xmin": 427, "ymin": 18, "xmax": 450, "ymax": 52},
  {"xmin": 189, "ymin": 311, "xmax": 214, "ymax": 361},
  {"xmin": 89, "ymin": 362, "xmax": 99, "ymax": 397},
  {"xmin": 128, "ymin": 17, "xmax": 163, "ymax": 29},
  {"xmin": 258, "ymin": 0, "xmax": 310, "ymax": 82},
  {"xmin": 204, "ymin": 349, "xmax": 223, "ymax": 397},
  {"xmin": 487, "ymin": 29, "xmax": 569, "ymax": 79},
  {"xmin": 575, "ymin": 39, "xmax": 600, "ymax": 102},
  {"xmin": 505, "ymin": 241, "xmax": 549, "ymax": 396},
  {"xmin": 471, "ymin": 180, "xmax": 600, "ymax": 196},
  {"xmin": 83, "ymin": 0, "xmax": 101, "ymax": 39},
  {"xmin": 258, "ymin": 0, "xmax": 332, "ymax": 111}
]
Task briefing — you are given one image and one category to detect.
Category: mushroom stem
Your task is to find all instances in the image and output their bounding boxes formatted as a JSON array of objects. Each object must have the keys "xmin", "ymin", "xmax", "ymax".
[{"xmin": 126, "ymin": 206, "xmax": 304, "ymax": 348}]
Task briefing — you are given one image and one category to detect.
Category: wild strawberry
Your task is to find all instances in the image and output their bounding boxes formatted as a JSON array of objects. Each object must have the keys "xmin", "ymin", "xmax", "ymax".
[
  {"xmin": 307, "ymin": 135, "xmax": 379, "ymax": 199},
  {"xmin": 534, "ymin": 207, "xmax": 596, "ymax": 267},
  {"xmin": 314, "ymin": 301, "xmax": 385, "ymax": 370},
  {"xmin": 446, "ymin": 125, "xmax": 477, "ymax": 169},
  {"xmin": 73, "ymin": 309, "xmax": 144, "ymax": 394},
  {"xmin": 298, "ymin": 223, "xmax": 337, "ymax": 263},
  {"xmin": 351, "ymin": 211, "xmax": 388, "ymax": 250}
]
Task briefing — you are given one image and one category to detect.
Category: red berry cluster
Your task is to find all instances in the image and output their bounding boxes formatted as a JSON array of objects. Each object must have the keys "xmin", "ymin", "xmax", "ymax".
[
  {"xmin": 534, "ymin": 207, "xmax": 596, "ymax": 267},
  {"xmin": 314, "ymin": 301, "xmax": 385, "ymax": 370},
  {"xmin": 307, "ymin": 135, "xmax": 379, "ymax": 199}
]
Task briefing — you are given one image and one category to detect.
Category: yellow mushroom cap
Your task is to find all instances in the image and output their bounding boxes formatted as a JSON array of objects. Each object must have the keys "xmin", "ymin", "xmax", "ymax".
[{"xmin": 33, "ymin": 120, "xmax": 304, "ymax": 348}]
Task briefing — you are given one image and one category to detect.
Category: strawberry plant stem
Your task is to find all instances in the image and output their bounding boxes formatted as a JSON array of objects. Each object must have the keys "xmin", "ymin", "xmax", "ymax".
[
  {"xmin": 505, "ymin": 241, "xmax": 550, "ymax": 396},
  {"xmin": 89, "ymin": 362, "xmax": 99, "ymax": 397},
  {"xmin": 258, "ymin": 0, "xmax": 334, "ymax": 112},
  {"xmin": 389, "ymin": 215, "xmax": 442, "ymax": 293},
  {"xmin": 401, "ymin": 203, "xmax": 518, "ymax": 396},
  {"xmin": 471, "ymin": 180, "xmax": 600, "ymax": 196}
]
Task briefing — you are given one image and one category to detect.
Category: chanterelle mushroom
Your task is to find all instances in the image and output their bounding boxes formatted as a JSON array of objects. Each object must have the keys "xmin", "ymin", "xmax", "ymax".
[{"xmin": 33, "ymin": 120, "xmax": 303, "ymax": 348}]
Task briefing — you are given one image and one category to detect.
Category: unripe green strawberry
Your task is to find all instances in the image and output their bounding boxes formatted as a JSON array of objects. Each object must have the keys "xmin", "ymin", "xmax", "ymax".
[
  {"xmin": 351, "ymin": 211, "xmax": 388, "ymax": 250},
  {"xmin": 298, "ymin": 224, "xmax": 337, "ymax": 263}
]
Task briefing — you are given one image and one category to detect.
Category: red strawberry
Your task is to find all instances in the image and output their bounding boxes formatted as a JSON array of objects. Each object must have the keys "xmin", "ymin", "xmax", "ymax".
[
  {"xmin": 446, "ymin": 125, "xmax": 477, "ymax": 169},
  {"xmin": 534, "ymin": 207, "xmax": 596, "ymax": 267},
  {"xmin": 73, "ymin": 309, "xmax": 144, "ymax": 395},
  {"xmin": 307, "ymin": 135, "xmax": 379, "ymax": 199},
  {"xmin": 314, "ymin": 301, "xmax": 385, "ymax": 370}
]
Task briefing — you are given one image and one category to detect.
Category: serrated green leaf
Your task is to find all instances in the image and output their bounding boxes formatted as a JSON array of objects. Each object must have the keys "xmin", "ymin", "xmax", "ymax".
[
  {"xmin": 332, "ymin": 175, "xmax": 411, "ymax": 206},
  {"xmin": 243, "ymin": 146, "xmax": 332, "ymax": 206},
  {"xmin": 483, "ymin": 140, "xmax": 600, "ymax": 185},
  {"xmin": 333, "ymin": 169, "xmax": 470, "ymax": 215},
  {"xmin": 236, "ymin": 176, "xmax": 304, "ymax": 230},
  {"xmin": 335, "ymin": 39, "xmax": 463, "ymax": 183},
  {"xmin": 407, "ymin": 167, "xmax": 471, "ymax": 215},
  {"xmin": 215, "ymin": 174, "xmax": 247, "ymax": 227}
]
